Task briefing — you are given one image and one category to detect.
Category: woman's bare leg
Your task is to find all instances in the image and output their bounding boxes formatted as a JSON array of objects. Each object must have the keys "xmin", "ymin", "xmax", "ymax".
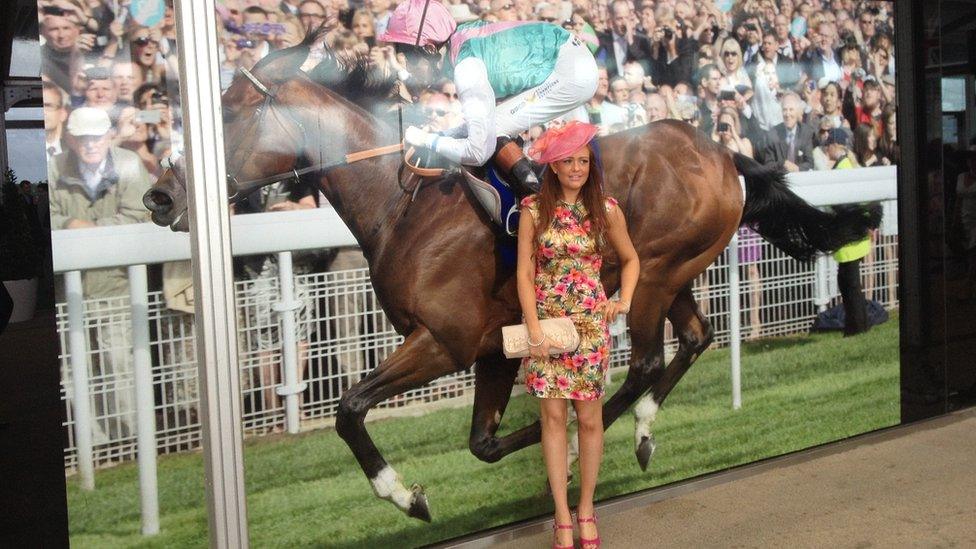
[
  {"xmin": 573, "ymin": 398, "xmax": 603, "ymax": 546},
  {"xmin": 540, "ymin": 398, "xmax": 573, "ymax": 546}
]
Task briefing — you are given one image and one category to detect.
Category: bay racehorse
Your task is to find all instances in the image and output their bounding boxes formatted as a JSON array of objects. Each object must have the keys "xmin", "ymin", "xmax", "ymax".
[{"xmin": 145, "ymin": 35, "xmax": 878, "ymax": 521}]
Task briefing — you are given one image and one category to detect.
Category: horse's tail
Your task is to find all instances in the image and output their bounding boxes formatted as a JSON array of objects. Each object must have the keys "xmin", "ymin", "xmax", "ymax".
[{"xmin": 733, "ymin": 153, "xmax": 881, "ymax": 263}]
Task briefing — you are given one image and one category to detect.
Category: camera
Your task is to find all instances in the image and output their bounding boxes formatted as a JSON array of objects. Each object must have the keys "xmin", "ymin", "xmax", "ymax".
[
  {"xmin": 135, "ymin": 110, "xmax": 162, "ymax": 124},
  {"xmin": 41, "ymin": 6, "xmax": 67, "ymax": 16},
  {"xmin": 717, "ymin": 122, "xmax": 731, "ymax": 133},
  {"xmin": 588, "ymin": 110, "xmax": 602, "ymax": 125},
  {"xmin": 663, "ymin": 27, "xmax": 674, "ymax": 40},
  {"xmin": 235, "ymin": 38, "xmax": 256, "ymax": 49},
  {"xmin": 719, "ymin": 90, "xmax": 736, "ymax": 101}
]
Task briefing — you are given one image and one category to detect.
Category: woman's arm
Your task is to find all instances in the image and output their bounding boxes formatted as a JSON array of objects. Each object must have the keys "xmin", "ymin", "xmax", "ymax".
[
  {"xmin": 600, "ymin": 204, "xmax": 640, "ymax": 323},
  {"xmin": 516, "ymin": 206, "xmax": 549, "ymax": 357}
]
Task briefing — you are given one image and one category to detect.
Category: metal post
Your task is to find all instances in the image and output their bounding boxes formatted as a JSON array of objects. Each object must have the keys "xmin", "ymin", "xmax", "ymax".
[
  {"xmin": 128, "ymin": 265, "xmax": 159, "ymax": 535},
  {"xmin": 275, "ymin": 251, "xmax": 307, "ymax": 434},
  {"xmin": 174, "ymin": 0, "xmax": 249, "ymax": 546},
  {"xmin": 728, "ymin": 233, "xmax": 742, "ymax": 410},
  {"xmin": 814, "ymin": 255, "xmax": 832, "ymax": 312},
  {"xmin": 65, "ymin": 270, "xmax": 94, "ymax": 490}
]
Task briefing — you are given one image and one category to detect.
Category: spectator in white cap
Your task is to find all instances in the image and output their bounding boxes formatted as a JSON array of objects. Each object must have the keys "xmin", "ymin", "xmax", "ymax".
[{"xmin": 48, "ymin": 106, "xmax": 152, "ymax": 443}]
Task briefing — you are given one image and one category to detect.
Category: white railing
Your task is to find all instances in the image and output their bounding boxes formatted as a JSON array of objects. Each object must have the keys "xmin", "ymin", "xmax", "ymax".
[{"xmin": 53, "ymin": 166, "xmax": 898, "ymax": 534}]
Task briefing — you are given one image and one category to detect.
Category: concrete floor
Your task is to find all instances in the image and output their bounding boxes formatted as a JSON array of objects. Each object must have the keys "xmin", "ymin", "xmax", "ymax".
[{"xmin": 470, "ymin": 408, "xmax": 976, "ymax": 548}]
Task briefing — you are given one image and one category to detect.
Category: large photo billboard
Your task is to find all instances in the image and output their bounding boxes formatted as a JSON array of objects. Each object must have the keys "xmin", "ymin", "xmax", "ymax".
[{"xmin": 32, "ymin": 0, "xmax": 900, "ymax": 545}]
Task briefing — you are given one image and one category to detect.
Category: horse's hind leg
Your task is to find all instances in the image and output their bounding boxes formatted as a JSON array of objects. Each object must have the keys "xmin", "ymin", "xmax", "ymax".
[
  {"xmin": 335, "ymin": 326, "xmax": 459, "ymax": 522},
  {"xmin": 634, "ymin": 285, "xmax": 714, "ymax": 470},
  {"xmin": 468, "ymin": 353, "xmax": 521, "ymax": 463}
]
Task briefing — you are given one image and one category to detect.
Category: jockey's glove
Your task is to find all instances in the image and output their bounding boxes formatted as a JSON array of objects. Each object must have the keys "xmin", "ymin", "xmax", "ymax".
[{"xmin": 405, "ymin": 126, "xmax": 437, "ymax": 150}]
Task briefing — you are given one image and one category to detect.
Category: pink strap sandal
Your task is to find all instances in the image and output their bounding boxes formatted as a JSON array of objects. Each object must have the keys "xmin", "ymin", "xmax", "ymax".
[
  {"xmin": 577, "ymin": 514, "xmax": 601, "ymax": 548},
  {"xmin": 552, "ymin": 520, "xmax": 574, "ymax": 549}
]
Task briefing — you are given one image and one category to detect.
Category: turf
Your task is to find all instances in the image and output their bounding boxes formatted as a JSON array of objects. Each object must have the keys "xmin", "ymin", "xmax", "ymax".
[{"xmin": 67, "ymin": 316, "xmax": 900, "ymax": 548}]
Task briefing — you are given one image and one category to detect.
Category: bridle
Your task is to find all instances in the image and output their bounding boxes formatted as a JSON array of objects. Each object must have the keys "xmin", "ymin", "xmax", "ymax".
[{"xmin": 221, "ymin": 66, "xmax": 409, "ymax": 203}]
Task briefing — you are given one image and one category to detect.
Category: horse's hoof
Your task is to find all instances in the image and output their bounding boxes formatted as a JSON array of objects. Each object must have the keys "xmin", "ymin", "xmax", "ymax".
[
  {"xmin": 407, "ymin": 483, "xmax": 432, "ymax": 522},
  {"xmin": 636, "ymin": 434, "xmax": 656, "ymax": 471}
]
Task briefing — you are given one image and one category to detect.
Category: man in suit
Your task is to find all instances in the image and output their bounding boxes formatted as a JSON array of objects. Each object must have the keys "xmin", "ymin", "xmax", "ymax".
[
  {"xmin": 759, "ymin": 92, "xmax": 816, "ymax": 172},
  {"xmin": 596, "ymin": 0, "xmax": 655, "ymax": 80}
]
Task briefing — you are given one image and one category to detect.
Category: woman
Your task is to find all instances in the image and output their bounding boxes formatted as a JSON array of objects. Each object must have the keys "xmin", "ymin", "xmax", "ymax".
[
  {"xmin": 711, "ymin": 107, "xmax": 754, "ymax": 158},
  {"xmin": 517, "ymin": 121, "xmax": 639, "ymax": 549},
  {"xmin": 718, "ymin": 37, "xmax": 754, "ymax": 105},
  {"xmin": 350, "ymin": 9, "xmax": 376, "ymax": 49},
  {"xmin": 878, "ymin": 105, "xmax": 898, "ymax": 163},
  {"xmin": 853, "ymin": 123, "xmax": 886, "ymax": 167}
]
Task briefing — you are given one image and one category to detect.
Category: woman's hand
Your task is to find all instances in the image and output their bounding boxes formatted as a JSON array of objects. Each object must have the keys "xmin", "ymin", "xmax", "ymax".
[
  {"xmin": 527, "ymin": 332, "xmax": 551, "ymax": 360},
  {"xmin": 597, "ymin": 299, "xmax": 630, "ymax": 324}
]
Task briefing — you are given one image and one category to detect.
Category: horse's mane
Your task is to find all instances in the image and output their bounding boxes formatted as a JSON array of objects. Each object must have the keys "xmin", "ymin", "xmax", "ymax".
[{"xmin": 305, "ymin": 48, "xmax": 398, "ymax": 108}]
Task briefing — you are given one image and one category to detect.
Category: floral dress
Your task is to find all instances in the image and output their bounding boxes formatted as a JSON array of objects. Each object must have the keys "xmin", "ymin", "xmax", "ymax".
[{"xmin": 520, "ymin": 194, "xmax": 617, "ymax": 401}]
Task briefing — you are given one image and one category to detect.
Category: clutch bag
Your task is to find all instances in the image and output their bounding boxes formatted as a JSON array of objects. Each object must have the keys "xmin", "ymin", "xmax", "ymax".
[{"xmin": 502, "ymin": 317, "xmax": 580, "ymax": 359}]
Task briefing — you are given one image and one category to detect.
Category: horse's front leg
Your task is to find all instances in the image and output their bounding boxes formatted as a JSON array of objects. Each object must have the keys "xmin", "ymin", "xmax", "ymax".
[{"xmin": 335, "ymin": 326, "xmax": 460, "ymax": 521}]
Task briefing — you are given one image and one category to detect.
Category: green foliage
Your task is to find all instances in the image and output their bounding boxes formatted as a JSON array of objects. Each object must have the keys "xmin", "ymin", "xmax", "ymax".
[
  {"xmin": 66, "ymin": 318, "xmax": 901, "ymax": 548},
  {"xmin": 1, "ymin": 167, "xmax": 40, "ymax": 280}
]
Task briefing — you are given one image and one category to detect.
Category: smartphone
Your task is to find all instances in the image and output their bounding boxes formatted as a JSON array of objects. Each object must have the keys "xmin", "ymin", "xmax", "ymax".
[
  {"xmin": 588, "ymin": 110, "xmax": 602, "ymax": 125},
  {"xmin": 719, "ymin": 90, "xmax": 736, "ymax": 101},
  {"xmin": 136, "ymin": 109, "xmax": 162, "ymax": 124},
  {"xmin": 717, "ymin": 122, "xmax": 731, "ymax": 133},
  {"xmin": 96, "ymin": 35, "xmax": 109, "ymax": 46},
  {"xmin": 735, "ymin": 84, "xmax": 750, "ymax": 95},
  {"xmin": 41, "ymin": 6, "xmax": 67, "ymax": 16}
]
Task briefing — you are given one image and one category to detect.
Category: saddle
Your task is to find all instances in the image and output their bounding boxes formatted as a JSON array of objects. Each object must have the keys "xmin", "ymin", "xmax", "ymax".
[
  {"xmin": 405, "ymin": 147, "xmax": 540, "ymax": 270},
  {"xmin": 404, "ymin": 147, "xmax": 530, "ymax": 237}
]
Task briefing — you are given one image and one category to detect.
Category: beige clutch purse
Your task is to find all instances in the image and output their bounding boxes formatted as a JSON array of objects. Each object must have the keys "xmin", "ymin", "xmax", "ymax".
[{"xmin": 502, "ymin": 317, "xmax": 581, "ymax": 359}]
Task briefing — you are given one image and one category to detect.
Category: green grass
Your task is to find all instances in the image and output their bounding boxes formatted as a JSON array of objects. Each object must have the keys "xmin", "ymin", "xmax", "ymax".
[{"xmin": 67, "ymin": 317, "xmax": 900, "ymax": 548}]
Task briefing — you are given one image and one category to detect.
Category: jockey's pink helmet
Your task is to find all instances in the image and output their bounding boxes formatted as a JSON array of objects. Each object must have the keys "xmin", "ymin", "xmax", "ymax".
[{"xmin": 378, "ymin": 0, "xmax": 457, "ymax": 48}]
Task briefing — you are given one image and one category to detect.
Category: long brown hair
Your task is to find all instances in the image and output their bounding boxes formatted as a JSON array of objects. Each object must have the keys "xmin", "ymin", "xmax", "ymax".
[{"xmin": 533, "ymin": 144, "xmax": 610, "ymax": 248}]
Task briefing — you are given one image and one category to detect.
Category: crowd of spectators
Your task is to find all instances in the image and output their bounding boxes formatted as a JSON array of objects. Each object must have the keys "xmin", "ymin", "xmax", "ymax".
[{"xmin": 37, "ymin": 0, "xmax": 900, "ymax": 200}]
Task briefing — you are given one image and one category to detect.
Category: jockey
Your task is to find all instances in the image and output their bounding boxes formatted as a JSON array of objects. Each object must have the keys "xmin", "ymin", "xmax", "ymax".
[{"xmin": 378, "ymin": 0, "xmax": 599, "ymax": 197}]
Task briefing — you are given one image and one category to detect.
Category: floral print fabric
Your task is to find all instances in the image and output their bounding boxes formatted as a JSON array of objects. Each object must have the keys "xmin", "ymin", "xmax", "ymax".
[{"xmin": 520, "ymin": 194, "xmax": 618, "ymax": 401}]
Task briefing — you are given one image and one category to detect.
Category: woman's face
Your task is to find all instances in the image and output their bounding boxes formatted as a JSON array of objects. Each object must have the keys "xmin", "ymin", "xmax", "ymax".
[
  {"xmin": 352, "ymin": 16, "xmax": 374, "ymax": 38},
  {"xmin": 821, "ymin": 84, "xmax": 839, "ymax": 112},
  {"xmin": 550, "ymin": 147, "xmax": 591, "ymax": 193},
  {"xmin": 867, "ymin": 131, "xmax": 877, "ymax": 151},
  {"xmin": 722, "ymin": 46, "xmax": 741, "ymax": 71},
  {"xmin": 887, "ymin": 113, "xmax": 897, "ymax": 137}
]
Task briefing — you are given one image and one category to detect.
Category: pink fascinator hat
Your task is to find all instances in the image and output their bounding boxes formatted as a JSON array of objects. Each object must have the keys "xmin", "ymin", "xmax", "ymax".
[{"xmin": 528, "ymin": 121, "xmax": 600, "ymax": 164}]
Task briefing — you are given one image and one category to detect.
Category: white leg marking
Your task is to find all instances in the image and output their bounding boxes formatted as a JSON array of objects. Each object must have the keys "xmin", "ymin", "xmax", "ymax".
[
  {"xmin": 633, "ymin": 396, "xmax": 659, "ymax": 447},
  {"xmin": 370, "ymin": 466, "xmax": 414, "ymax": 511}
]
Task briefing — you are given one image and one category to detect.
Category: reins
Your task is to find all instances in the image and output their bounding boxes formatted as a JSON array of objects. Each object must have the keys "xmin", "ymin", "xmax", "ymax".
[{"xmin": 226, "ymin": 68, "xmax": 443, "ymax": 203}]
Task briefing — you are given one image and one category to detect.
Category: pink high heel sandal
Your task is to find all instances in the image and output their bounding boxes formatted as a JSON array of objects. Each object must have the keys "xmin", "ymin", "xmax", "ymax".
[
  {"xmin": 576, "ymin": 513, "xmax": 601, "ymax": 548},
  {"xmin": 552, "ymin": 520, "xmax": 574, "ymax": 549}
]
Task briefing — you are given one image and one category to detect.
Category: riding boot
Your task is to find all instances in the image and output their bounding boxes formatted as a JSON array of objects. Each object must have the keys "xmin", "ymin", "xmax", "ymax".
[{"xmin": 493, "ymin": 137, "xmax": 540, "ymax": 198}]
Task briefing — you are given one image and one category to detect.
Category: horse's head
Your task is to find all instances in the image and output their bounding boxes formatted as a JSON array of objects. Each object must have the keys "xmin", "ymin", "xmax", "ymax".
[
  {"xmin": 143, "ymin": 155, "xmax": 189, "ymax": 232},
  {"xmin": 144, "ymin": 28, "xmax": 328, "ymax": 232}
]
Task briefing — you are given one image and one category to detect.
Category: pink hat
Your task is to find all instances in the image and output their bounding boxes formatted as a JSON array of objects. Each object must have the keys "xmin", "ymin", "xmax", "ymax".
[
  {"xmin": 378, "ymin": 0, "xmax": 457, "ymax": 48},
  {"xmin": 528, "ymin": 121, "xmax": 600, "ymax": 164}
]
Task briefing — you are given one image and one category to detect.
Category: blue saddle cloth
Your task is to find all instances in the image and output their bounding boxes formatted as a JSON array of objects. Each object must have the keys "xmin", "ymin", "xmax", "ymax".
[{"xmin": 461, "ymin": 164, "xmax": 520, "ymax": 269}]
